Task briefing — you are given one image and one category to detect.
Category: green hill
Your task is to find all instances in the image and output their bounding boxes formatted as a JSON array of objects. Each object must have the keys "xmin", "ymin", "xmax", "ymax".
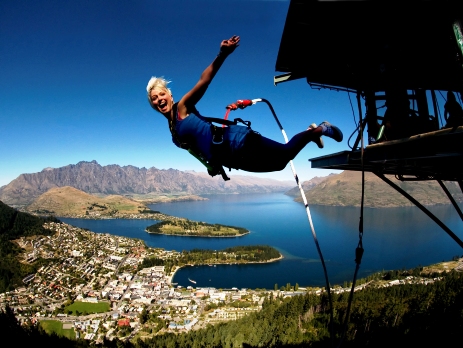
[{"xmin": 26, "ymin": 186, "xmax": 150, "ymax": 217}]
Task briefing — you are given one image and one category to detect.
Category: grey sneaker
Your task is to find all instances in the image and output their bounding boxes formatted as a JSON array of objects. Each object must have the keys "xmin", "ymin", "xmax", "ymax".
[
  {"xmin": 308, "ymin": 123, "xmax": 324, "ymax": 148},
  {"xmin": 319, "ymin": 121, "xmax": 343, "ymax": 142}
]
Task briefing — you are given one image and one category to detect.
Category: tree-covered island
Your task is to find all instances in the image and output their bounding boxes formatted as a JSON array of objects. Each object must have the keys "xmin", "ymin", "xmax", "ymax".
[{"xmin": 146, "ymin": 219, "xmax": 249, "ymax": 237}]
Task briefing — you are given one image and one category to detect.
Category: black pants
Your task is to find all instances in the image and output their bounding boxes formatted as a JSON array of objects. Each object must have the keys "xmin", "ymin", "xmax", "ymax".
[{"xmin": 221, "ymin": 130, "xmax": 315, "ymax": 173}]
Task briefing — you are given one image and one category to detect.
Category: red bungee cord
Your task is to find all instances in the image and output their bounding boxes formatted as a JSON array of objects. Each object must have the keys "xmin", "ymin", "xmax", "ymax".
[{"xmin": 223, "ymin": 99, "xmax": 253, "ymax": 127}]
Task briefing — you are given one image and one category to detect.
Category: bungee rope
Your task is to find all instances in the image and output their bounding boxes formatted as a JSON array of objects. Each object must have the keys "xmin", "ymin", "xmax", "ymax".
[
  {"xmin": 223, "ymin": 99, "xmax": 254, "ymax": 127},
  {"xmin": 225, "ymin": 98, "xmax": 335, "ymax": 345},
  {"xmin": 224, "ymin": 97, "xmax": 370, "ymax": 347}
]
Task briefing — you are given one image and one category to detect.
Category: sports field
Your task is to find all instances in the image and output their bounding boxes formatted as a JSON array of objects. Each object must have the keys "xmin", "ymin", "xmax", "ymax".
[
  {"xmin": 40, "ymin": 320, "xmax": 75, "ymax": 339},
  {"xmin": 65, "ymin": 301, "xmax": 110, "ymax": 315}
]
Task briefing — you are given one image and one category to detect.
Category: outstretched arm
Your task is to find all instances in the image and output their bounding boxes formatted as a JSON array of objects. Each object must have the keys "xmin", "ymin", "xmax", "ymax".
[{"xmin": 177, "ymin": 35, "xmax": 240, "ymax": 119}]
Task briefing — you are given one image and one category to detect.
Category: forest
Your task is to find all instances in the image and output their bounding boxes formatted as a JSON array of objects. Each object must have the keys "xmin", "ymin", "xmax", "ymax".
[
  {"xmin": 180, "ymin": 245, "xmax": 281, "ymax": 263},
  {"xmin": 0, "ymin": 201, "xmax": 59, "ymax": 292}
]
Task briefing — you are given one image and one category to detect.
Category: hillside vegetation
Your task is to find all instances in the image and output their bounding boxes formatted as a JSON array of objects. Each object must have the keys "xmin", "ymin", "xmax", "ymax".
[
  {"xmin": 140, "ymin": 246, "xmax": 281, "ymax": 272},
  {"xmin": 135, "ymin": 269, "xmax": 463, "ymax": 348},
  {"xmin": 0, "ymin": 201, "xmax": 58, "ymax": 292}
]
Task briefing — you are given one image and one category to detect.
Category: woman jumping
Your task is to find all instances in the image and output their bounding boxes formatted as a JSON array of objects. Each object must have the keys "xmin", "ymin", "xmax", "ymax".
[{"xmin": 147, "ymin": 35, "xmax": 342, "ymax": 178}]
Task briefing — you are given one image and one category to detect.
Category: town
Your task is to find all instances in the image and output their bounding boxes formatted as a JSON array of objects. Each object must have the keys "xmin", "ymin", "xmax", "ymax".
[
  {"xmin": 0, "ymin": 221, "xmax": 460, "ymax": 345},
  {"xmin": 0, "ymin": 222, "xmax": 280, "ymax": 343}
]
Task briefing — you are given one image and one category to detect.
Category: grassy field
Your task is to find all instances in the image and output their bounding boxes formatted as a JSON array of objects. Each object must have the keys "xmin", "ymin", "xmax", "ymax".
[
  {"xmin": 40, "ymin": 320, "xmax": 75, "ymax": 339},
  {"xmin": 112, "ymin": 203, "xmax": 138, "ymax": 211},
  {"xmin": 65, "ymin": 301, "xmax": 110, "ymax": 315}
]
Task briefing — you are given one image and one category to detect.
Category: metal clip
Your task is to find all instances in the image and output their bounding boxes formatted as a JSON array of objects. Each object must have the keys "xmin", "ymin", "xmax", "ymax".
[{"xmin": 212, "ymin": 133, "xmax": 223, "ymax": 144}]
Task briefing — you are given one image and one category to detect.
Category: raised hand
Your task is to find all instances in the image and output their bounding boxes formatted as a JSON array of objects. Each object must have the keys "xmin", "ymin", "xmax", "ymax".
[{"xmin": 219, "ymin": 35, "xmax": 240, "ymax": 56}]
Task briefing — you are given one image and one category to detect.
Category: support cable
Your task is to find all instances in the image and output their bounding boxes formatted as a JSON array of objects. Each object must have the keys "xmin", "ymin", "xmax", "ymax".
[
  {"xmin": 437, "ymin": 180, "xmax": 463, "ymax": 221},
  {"xmin": 430, "ymin": 90, "xmax": 441, "ymax": 129},
  {"xmin": 348, "ymin": 92, "xmax": 359, "ymax": 128},
  {"xmin": 437, "ymin": 90, "xmax": 447, "ymax": 128},
  {"xmin": 347, "ymin": 123, "xmax": 361, "ymax": 150},
  {"xmin": 337, "ymin": 91, "xmax": 365, "ymax": 348},
  {"xmin": 376, "ymin": 173, "xmax": 463, "ymax": 249}
]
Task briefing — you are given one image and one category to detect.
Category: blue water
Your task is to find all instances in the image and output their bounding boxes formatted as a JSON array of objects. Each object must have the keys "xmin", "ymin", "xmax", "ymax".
[{"xmin": 61, "ymin": 193, "xmax": 463, "ymax": 289}]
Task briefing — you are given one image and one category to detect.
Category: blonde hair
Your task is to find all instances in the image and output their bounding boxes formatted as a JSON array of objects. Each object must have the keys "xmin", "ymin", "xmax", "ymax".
[{"xmin": 146, "ymin": 77, "xmax": 172, "ymax": 110}]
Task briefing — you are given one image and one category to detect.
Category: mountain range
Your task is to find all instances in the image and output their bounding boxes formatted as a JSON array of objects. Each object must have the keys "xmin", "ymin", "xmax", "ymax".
[
  {"xmin": 0, "ymin": 161, "xmax": 293, "ymax": 206},
  {"xmin": 2, "ymin": 161, "xmax": 462, "ymax": 209}
]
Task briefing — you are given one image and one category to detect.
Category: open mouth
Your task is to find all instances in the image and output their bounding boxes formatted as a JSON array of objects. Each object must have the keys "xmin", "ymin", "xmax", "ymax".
[{"xmin": 158, "ymin": 100, "xmax": 167, "ymax": 110}]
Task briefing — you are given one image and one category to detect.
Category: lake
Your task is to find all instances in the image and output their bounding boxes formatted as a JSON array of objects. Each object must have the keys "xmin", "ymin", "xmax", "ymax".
[{"xmin": 61, "ymin": 193, "xmax": 462, "ymax": 289}]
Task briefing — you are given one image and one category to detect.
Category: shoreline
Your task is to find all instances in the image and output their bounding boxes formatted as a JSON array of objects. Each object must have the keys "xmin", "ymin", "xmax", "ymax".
[
  {"xmin": 54, "ymin": 213, "xmax": 168, "ymax": 220},
  {"xmin": 54, "ymin": 215, "xmax": 250, "ymax": 239}
]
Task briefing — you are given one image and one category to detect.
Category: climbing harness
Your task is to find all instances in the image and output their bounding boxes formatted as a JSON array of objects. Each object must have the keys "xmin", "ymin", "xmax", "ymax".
[{"xmin": 168, "ymin": 103, "xmax": 252, "ymax": 181}]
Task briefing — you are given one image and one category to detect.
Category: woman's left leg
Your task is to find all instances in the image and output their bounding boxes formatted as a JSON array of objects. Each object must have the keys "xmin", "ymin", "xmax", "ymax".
[{"xmin": 231, "ymin": 122, "xmax": 342, "ymax": 173}]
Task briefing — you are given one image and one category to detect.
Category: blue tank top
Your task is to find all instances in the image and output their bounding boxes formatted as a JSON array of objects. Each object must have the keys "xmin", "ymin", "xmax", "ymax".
[{"xmin": 173, "ymin": 107, "xmax": 250, "ymax": 162}]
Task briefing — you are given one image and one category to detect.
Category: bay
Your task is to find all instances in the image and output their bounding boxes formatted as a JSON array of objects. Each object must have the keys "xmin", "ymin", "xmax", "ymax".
[{"xmin": 61, "ymin": 193, "xmax": 462, "ymax": 289}]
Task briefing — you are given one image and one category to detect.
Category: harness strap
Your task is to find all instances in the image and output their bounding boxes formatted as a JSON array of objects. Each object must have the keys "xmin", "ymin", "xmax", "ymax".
[
  {"xmin": 207, "ymin": 163, "xmax": 230, "ymax": 181},
  {"xmin": 169, "ymin": 103, "xmax": 247, "ymax": 181},
  {"xmin": 201, "ymin": 116, "xmax": 251, "ymax": 128}
]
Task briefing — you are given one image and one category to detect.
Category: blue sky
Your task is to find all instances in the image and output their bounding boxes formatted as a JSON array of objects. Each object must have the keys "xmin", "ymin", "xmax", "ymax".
[{"xmin": 1, "ymin": 0, "xmax": 358, "ymax": 187}]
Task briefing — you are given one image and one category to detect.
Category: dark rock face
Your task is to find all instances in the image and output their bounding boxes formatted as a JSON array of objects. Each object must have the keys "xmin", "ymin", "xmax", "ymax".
[{"xmin": 0, "ymin": 161, "xmax": 292, "ymax": 205}]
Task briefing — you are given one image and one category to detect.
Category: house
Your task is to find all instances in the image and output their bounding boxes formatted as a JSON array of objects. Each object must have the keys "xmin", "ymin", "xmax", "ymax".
[{"xmin": 118, "ymin": 318, "xmax": 130, "ymax": 327}]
